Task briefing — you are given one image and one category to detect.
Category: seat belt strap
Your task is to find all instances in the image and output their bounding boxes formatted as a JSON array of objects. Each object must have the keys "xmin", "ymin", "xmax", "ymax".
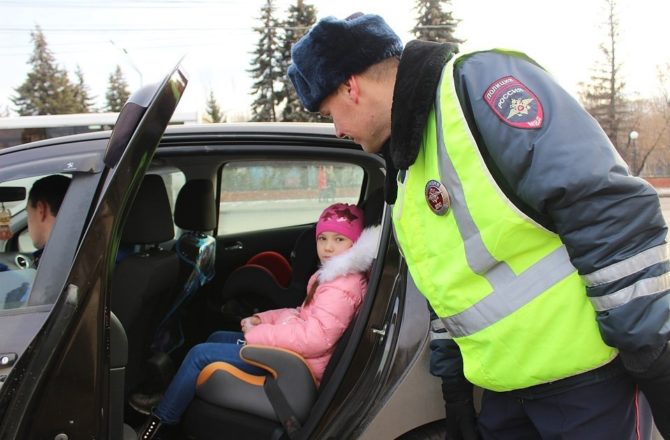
[{"xmin": 263, "ymin": 376, "xmax": 301, "ymax": 438}]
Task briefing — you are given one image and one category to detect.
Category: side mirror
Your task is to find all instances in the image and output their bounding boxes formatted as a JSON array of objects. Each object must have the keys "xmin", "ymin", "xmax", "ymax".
[{"xmin": 0, "ymin": 187, "xmax": 26, "ymax": 203}]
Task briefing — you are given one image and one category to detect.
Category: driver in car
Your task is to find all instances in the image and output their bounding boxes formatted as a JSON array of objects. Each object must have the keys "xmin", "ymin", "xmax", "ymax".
[
  {"xmin": 25, "ymin": 174, "xmax": 71, "ymax": 266},
  {"xmin": 3, "ymin": 175, "xmax": 70, "ymax": 309}
]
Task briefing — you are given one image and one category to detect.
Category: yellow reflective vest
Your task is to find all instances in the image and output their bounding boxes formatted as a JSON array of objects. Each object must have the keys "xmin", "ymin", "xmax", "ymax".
[{"xmin": 392, "ymin": 54, "xmax": 617, "ymax": 391}]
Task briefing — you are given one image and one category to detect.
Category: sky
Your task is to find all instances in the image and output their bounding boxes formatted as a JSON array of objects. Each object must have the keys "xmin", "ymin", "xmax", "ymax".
[{"xmin": 1, "ymin": 0, "xmax": 670, "ymax": 118}]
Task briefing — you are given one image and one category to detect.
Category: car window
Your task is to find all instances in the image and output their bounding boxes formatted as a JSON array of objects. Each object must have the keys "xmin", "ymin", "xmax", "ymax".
[
  {"xmin": 156, "ymin": 169, "xmax": 186, "ymax": 215},
  {"xmin": 0, "ymin": 176, "xmax": 41, "ymax": 220},
  {"xmin": 0, "ymin": 174, "xmax": 70, "ymax": 311},
  {"xmin": 17, "ymin": 229, "xmax": 35, "ymax": 253},
  {"xmin": 219, "ymin": 161, "xmax": 364, "ymax": 235},
  {"xmin": 1, "ymin": 175, "xmax": 71, "ymax": 254}
]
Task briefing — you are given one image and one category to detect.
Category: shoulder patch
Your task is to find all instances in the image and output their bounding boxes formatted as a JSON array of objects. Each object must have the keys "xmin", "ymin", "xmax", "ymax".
[{"xmin": 483, "ymin": 76, "xmax": 543, "ymax": 129}]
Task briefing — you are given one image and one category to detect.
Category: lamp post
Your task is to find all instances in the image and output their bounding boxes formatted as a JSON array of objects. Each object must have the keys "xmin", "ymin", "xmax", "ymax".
[
  {"xmin": 629, "ymin": 130, "xmax": 639, "ymax": 175},
  {"xmin": 109, "ymin": 40, "xmax": 143, "ymax": 87}
]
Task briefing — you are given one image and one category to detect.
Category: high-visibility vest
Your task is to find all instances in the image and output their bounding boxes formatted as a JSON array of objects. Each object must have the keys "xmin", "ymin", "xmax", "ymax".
[{"xmin": 392, "ymin": 53, "xmax": 617, "ymax": 391}]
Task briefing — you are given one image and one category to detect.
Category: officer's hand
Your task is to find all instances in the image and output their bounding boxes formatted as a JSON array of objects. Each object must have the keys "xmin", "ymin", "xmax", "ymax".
[
  {"xmin": 445, "ymin": 399, "xmax": 479, "ymax": 440},
  {"xmin": 622, "ymin": 344, "xmax": 670, "ymax": 438}
]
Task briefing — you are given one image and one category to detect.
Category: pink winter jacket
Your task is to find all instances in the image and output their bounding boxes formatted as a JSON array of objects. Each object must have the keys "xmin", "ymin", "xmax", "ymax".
[{"xmin": 244, "ymin": 225, "xmax": 379, "ymax": 385}]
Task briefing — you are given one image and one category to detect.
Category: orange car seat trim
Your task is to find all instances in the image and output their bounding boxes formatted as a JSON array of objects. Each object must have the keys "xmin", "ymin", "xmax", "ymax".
[
  {"xmin": 241, "ymin": 344, "xmax": 317, "ymax": 385},
  {"xmin": 197, "ymin": 362, "xmax": 266, "ymax": 387}
]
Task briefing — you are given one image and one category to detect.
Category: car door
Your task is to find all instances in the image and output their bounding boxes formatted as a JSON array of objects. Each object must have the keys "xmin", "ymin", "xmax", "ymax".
[{"xmin": 0, "ymin": 64, "xmax": 187, "ymax": 440}]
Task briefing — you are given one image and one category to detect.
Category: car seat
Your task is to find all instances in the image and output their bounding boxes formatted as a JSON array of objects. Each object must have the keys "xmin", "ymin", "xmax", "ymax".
[
  {"xmin": 182, "ymin": 308, "xmax": 362, "ymax": 440},
  {"xmin": 219, "ymin": 225, "xmax": 318, "ymax": 319},
  {"xmin": 152, "ymin": 179, "xmax": 217, "ymax": 354},
  {"xmin": 111, "ymin": 174, "xmax": 179, "ymax": 396}
]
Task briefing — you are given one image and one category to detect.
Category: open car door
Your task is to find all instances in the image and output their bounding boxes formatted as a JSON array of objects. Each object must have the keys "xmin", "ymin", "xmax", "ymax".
[{"xmin": 0, "ymin": 64, "xmax": 187, "ymax": 440}]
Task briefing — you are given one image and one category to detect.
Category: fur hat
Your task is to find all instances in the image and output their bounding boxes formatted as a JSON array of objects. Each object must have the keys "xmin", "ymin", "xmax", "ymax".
[
  {"xmin": 288, "ymin": 13, "xmax": 403, "ymax": 112},
  {"xmin": 316, "ymin": 203, "xmax": 364, "ymax": 242}
]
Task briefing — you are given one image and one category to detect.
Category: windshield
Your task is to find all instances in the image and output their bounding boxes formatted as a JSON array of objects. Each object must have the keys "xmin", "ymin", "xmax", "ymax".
[{"xmin": 0, "ymin": 176, "xmax": 40, "ymax": 219}]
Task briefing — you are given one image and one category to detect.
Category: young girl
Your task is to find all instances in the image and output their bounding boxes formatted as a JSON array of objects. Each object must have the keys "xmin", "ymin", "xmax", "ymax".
[{"xmin": 139, "ymin": 203, "xmax": 379, "ymax": 439}]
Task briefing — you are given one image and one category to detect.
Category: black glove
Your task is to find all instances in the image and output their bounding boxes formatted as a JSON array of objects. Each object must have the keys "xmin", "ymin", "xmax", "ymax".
[
  {"xmin": 445, "ymin": 398, "xmax": 479, "ymax": 440},
  {"xmin": 442, "ymin": 381, "xmax": 480, "ymax": 440},
  {"xmin": 621, "ymin": 343, "xmax": 670, "ymax": 438}
]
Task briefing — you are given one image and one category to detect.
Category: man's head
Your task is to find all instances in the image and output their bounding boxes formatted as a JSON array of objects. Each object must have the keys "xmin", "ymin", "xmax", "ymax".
[
  {"xmin": 289, "ymin": 13, "xmax": 402, "ymax": 153},
  {"xmin": 27, "ymin": 175, "xmax": 71, "ymax": 249}
]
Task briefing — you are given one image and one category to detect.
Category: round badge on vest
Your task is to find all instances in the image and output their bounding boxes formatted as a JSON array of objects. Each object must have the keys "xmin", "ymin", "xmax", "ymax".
[{"xmin": 425, "ymin": 180, "xmax": 450, "ymax": 215}]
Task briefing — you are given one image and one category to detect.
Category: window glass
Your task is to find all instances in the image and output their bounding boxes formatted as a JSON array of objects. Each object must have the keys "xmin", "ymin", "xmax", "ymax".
[
  {"xmin": 156, "ymin": 170, "xmax": 186, "ymax": 215},
  {"xmin": 0, "ymin": 174, "xmax": 70, "ymax": 310},
  {"xmin": 0, "ymin": 176, "xmax": 41, "ymax": 218},
  {"xmin": 146, "ymin": 169, "xmax": 185, "ymax": 237},
  {"xmin": 219, "ymin": 161, "xmax": 363, "ymax": 235},
  {"xmin": 2, "ymin": 175, "xmax": 52, "ymax": 254}
]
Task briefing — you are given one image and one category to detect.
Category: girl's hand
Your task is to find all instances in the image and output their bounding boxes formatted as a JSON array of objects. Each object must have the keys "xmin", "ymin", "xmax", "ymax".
[{"xmin": 240, "ymin": 316, "xmax": 261, "ymax": 333}]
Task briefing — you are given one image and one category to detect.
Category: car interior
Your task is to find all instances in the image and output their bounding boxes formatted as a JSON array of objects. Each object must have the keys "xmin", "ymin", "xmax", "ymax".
[
  {"xmin": 0, "ymin": 132, "xmax": 390, "ymax": 439},
  {"xmin": 117, "ymin": 144, "xmax": 388, "ymax": 439}
]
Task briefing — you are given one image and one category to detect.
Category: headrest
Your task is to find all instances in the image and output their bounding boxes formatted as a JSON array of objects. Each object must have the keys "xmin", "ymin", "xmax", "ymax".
[
  {"xmin": 174, "ymin": 179, "xmax": 217, "ymax": 231},
  {"xmin": 121, "ymin": 174, "xmax": 174, "ymax": 244}
]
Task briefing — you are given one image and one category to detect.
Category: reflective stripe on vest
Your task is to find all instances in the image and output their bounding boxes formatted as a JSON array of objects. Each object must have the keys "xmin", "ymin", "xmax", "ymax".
[{"xmin": 392, "ymin": 52, "xmax": 616, "ymax": 391}]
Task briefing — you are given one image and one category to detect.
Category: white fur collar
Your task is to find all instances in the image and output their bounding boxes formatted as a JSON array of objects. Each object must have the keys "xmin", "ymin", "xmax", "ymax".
[{"xmin": 317, "ymin": 225, "xmax": 381, "ymax": 284}]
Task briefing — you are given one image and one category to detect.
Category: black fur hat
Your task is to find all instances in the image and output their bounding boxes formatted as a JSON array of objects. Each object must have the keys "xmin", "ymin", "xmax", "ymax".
[{"xmin": 288, "ymin": 13, "xmax": 403, "ymax": 112}]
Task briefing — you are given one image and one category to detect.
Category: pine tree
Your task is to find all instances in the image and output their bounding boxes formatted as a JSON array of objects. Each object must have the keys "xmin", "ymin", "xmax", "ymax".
[
  {"xmin": 412, "ymin": 0, "xmax": 464, "ymax": 45},
  {"xmin": 105, "ymin": 65, "xmax": 131, "ymax": 112},
  {"xmin": 72, "ymin": 65, "xmax": 94, "ymax": 113},
  {"xmin": 11, "ymin": 26, "xmax": 81, "ymax": 115},
  {"xmin": 277, "ymin": 0, "xmax": 324, "ymax": 122},
  {"xmin": 205, "ymin": 90, "xmax": 224, "ymax": 123},
  {"xmin": 579, "ymin": 0, "xmax": 629, "ymax": 159},
  {"xmin": 249, "ymin": 0, "xmax": 282, "ymax": 122}
]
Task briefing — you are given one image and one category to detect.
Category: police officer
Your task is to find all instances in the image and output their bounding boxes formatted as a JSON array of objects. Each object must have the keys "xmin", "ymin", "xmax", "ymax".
[{"xmin": 287, "ymin": 12, "xmax": 670, "ymax": 440}]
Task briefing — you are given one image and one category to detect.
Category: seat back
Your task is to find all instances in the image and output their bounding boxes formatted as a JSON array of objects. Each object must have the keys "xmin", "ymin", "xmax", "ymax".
[
  {"xmin": 173, "ymin": 178, "xmax": 217, "ymax": 292},
  {"xmin": 111, "ymin": 175, "xmax": 179, "ymax": 394},
  {"xmin": 152, "ymin": 179, "xmax": 217, "ymax": 353}
]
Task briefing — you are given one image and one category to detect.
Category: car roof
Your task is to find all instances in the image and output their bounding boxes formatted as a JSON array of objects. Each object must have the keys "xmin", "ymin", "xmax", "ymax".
[{"xmin": 0, "ymin": 122, "xmax": 353, "ymax": 156}]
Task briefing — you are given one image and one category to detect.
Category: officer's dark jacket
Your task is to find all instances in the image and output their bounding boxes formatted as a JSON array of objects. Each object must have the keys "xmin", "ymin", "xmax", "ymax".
[{"xmin": 388, "ymin": 40, "xmax": 670, "ymax": 389}]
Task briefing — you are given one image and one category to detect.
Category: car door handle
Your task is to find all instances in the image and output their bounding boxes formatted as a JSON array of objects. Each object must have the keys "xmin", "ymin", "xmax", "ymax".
[
  {"xmin": 224, "ymin": 241, "xmax": 243, "ymax": 251},
  {"xmin": 371, "ymin": 325, "xmax": 386, "ymax": 337}
]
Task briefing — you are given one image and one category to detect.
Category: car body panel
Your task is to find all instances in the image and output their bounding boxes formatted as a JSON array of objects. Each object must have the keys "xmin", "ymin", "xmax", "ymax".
[
  {"xmin": 0, "ymin": 117, "xmax": 446, "ymax": 439},
  {"xmin": 0, "ymin": 64, "xmax": 187, "ymax": 439}
]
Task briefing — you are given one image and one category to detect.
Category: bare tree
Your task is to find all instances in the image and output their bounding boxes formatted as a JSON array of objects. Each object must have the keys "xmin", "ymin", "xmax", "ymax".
[
  {"xmin": 633, "ymin": 64, "xmax": 670, "ymax": 175},
  {"xmin": 579, "ymin": 0, "xmax": 631, "ymax": 160}
]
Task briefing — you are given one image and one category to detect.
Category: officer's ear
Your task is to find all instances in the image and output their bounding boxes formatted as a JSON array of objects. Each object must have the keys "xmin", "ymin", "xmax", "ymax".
[{"xmin": 343, "ymin": 75, "xmax": 361, "ymax": 104}]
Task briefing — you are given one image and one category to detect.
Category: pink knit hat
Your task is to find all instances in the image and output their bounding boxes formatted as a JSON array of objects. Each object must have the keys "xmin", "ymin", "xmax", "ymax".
[{"xmin": 316, "ymin": 203, "xmax": 364, "ymax": 242}]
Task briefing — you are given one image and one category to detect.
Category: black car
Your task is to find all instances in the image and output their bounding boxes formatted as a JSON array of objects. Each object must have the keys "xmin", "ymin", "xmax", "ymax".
[{"xmin": 0, "ymin": 65, "xmax": 446, "ymax": 439}]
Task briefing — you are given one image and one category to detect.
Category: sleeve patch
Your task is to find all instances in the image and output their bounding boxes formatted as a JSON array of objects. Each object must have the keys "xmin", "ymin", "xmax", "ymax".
[{"xmin": 483, "ymin": 76, "xmax": 544, "ymax": 129}]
